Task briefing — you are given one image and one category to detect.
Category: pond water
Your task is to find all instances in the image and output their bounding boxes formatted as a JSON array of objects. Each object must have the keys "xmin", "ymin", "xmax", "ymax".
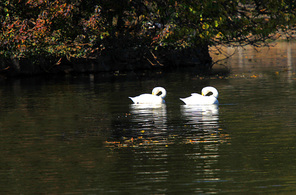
[{"xmin": 1, "ymin": 42, "xmax": 296, "ymax": 194}]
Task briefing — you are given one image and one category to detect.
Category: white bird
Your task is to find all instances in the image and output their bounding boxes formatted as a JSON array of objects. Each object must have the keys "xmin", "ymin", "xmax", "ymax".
[
  {"xmin": 129, "ymin": 87, "xmax": 166, "ymax": 104},
  {"xmin": 180, "ymin": 86, "xmax": 219, "ymax": 105}
]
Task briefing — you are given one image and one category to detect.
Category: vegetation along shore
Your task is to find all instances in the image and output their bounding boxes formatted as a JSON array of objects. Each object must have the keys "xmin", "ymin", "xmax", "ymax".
[{"xmin": 0, "ymin": 0, "xmax": 295, "ymax": 76}]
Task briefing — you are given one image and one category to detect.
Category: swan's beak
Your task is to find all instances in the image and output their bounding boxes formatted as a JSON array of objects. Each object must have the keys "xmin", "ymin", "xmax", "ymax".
[
  {"xmin": 202, "ymin": 92, "xmax": 205, "ymax": 96},
  {"xmin": 152, "ymin": 92, "xmax": 155, "ymax": 95}
]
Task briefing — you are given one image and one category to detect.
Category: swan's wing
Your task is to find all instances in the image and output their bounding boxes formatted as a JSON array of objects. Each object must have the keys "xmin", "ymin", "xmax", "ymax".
[
  {"xmin": 180, "ymin": 95, "xmax": 203, "ymax": 104},
  {"xmin": 180, "ymin": 93, "xmax": 219, "ymax": 105},
  {"xmin": 179, "ymin": 97, "xmax": 186, "ymax": 103},
  {"xmin": 190, "ymin": 93, "xmax": 203, "ymax": 97},
  {"xmin": 129, "ymin": 94, "xmax": 149, "ymax": 104},
  {"xmin": 129, "ymin": 96, "xmax": 137, "ymax": 103},
  {"xmin": 129, "ymin": 94, "xmax": 163, "ymax": 104}
]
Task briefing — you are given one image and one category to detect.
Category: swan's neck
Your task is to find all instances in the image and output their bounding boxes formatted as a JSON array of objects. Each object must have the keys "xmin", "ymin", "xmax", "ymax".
[
  {"xmin": 203, "ymin": 87, "xmax": 218, "ymax": 98},
  {"xmin": 211, "ymin": 90, "xmax": 218, "ymax": 98},
  {"xmin": 159, "ymin": 89, "xmax": 166, "ymax": 98},
  {"xmin": 152, "ymin": 87, "xmax": 166, "ymax": 98}
]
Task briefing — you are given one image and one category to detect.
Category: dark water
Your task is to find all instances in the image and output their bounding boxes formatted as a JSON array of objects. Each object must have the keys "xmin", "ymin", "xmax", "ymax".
[{"xmin": 1, "ymin": 42, "xmax": 296, "ymax": 194}]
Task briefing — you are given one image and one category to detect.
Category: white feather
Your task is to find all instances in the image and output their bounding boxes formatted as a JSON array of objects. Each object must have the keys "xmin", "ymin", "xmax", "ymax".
[
  {"xmin": 180, "ymin": 86, "xmax": 219, "ymax": 105},
  {"xmin": 129, "ymin": 87, "xmax": 166, "ymax": 104}
]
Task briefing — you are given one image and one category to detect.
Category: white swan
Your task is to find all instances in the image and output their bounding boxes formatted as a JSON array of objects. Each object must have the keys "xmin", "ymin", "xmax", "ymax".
[
  {"xmin": 180, "ymin": 86, "xmax": 219, "ymax": 105},
  {"xmin": 129, "ymin": 87, "xmax": 166, "ymax": 104}
]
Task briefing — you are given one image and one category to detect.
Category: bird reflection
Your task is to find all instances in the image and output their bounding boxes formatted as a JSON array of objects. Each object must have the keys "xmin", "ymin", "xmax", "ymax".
[
  {"xmin": 181, "ymin": 104, "xmax": 219, "ymax": 132},
  {"xmin": 104, "ymin": 104, "xmax": 229, "ymax": 194},
  {"xmin": 129, "ymin": 104, "xmax": 167, "ymax": 137}
]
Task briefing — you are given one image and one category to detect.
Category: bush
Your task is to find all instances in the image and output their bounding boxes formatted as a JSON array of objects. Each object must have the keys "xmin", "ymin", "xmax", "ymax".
[{"xmin": 0, "ymin": 0, "xmax": 295, "ymax": 72}]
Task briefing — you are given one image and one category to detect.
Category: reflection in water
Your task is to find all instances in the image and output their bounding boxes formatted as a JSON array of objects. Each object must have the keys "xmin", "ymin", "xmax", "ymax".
[
  {"xmin": 106, "ymin": 104, "xmax": 169, "ymax": 147},
  {"xmin": 104, "ymin": 104, "xmax": 230, "ymax": 194},
  {"xmin": 181, "ymin": 104, "xmax": 219, "ymax": 132},
  {"xmin": 129, "ymin": 104, "xmax": 224, "ymax": 194},
  {"xmin": 2, "ymin": 42, "xmax": 296, "ymax": 194},
  {"xmin": 178, "ymin": 104, "xmax": 225, "ymax": 190},
  {"xmin": 129, "ymin": 104, "xmax": 167, "ymax": 137},
  {"xmin": 287, "ymin": 43, "xmax": 293, "ymax": 81}
]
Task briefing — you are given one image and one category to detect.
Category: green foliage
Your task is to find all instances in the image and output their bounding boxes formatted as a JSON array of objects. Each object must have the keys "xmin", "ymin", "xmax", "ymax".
[
  {"xmin": 0, "ymin": 0, "xmax": 295, "ymax": 60},
  {"xmin": 0, "ymin": 0, "xmax": 107, "ymax": 59}
]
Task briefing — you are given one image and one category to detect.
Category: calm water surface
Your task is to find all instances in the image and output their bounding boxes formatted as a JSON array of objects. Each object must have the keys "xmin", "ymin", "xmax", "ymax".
[{"xmin": 1, "ymin": 42, "xmax": 296, "ymax": 194}]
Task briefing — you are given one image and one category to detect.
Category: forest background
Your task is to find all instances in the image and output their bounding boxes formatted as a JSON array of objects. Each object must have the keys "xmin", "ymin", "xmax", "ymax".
[{"xmin": 0, "ymin": 0, "xmax": 296, "ymax": 75}]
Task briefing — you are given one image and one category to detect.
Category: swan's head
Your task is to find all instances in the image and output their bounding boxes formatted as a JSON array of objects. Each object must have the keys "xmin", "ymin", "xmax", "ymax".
[
  {"xmin": 152, "ymin": 87, "xmax": 166, "ymax": 98},
  {"xmin": 201, "ymin": 86, "xmax": 218, "ymax": 98}
]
